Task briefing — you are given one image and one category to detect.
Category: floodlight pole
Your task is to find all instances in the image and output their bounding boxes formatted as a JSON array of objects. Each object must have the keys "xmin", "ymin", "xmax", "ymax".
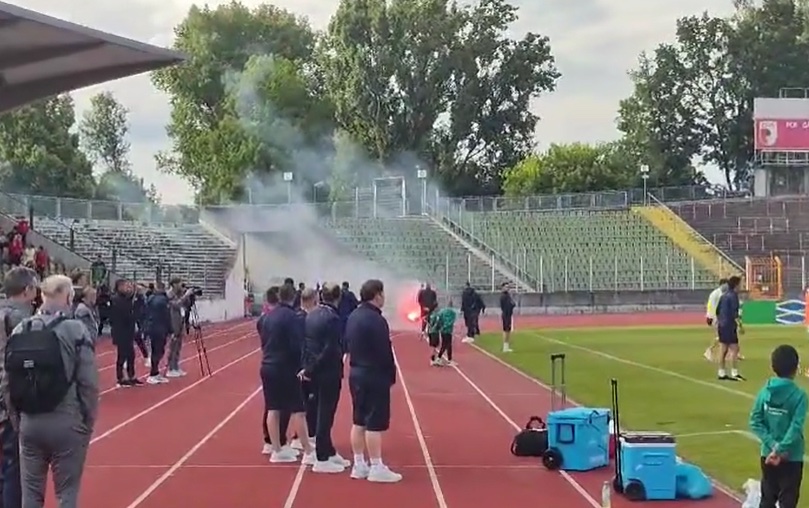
[
  {"xmin": 640, "ymin": 165, "xmax": 650, "ymax": 204},
  {"xmin": 283, "ymin": 172, "xmax": 293, "ymax": 204},
  {"xmin": 416, "ymin": 167, "xmax": 427, "ymax": 213}
]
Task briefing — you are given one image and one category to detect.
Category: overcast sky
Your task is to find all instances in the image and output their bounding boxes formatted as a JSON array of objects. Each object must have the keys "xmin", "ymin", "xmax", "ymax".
[{"xmin": 13, "ymin": 0, "xmax": 736, "ymax": 204}]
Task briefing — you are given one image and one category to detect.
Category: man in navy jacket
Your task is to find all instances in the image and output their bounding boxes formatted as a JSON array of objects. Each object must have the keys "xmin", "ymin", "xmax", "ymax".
[
  {"xmin": 259, "ymin": 284, "xmax": 314, "ymax": 464},
  {"xmin": 302, "ymin": 283, "xmax": 351, "ymax": 473},
  {"xmin": 337, "ymin": 281, "xmax": 358, "ymax": 333},
  {"xmin": 144, "ymin": 282, "xmax": 172, "ymax": 385},
  {"xmin": 345, "ymin": 279, "xmax": 402, "ymax": 483}
]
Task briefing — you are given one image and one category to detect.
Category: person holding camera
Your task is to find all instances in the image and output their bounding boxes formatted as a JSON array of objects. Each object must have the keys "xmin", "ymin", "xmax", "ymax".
[{"xmin": 165, "ymin": 278, "xmax": 195, "ymax": 378}]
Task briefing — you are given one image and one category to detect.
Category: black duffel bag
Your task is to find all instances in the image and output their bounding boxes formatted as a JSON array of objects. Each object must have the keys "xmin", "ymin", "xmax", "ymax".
[{"xmin": 510, "ymin": 416, "xmax": 549, "ymax": 457}]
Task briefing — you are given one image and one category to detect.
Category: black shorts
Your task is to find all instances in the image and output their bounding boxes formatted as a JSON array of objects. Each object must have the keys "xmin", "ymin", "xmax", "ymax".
[
  {"xmin": 428, "ymin": 332, "xmax": 440, "ymax": 348},
  {"xmin": 349, "ymin": 371, "xmax": 391, "ymax": 432},
  {"xmin": 502, "ymin": 314, "xmax": 513, "ymax": 332},
  {"xmin": 717, "ymin": 327, "xmax": 738, "ymax": 345},
  {"xmin": 260, "ymin": 365, "xmax": 305, "ymax": 413}
]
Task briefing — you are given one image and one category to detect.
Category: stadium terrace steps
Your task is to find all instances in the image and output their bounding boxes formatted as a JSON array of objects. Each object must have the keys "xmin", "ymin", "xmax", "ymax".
[
  {"xmin": 669, "ymin": 198, "xmax": 809, "ymax": 291},
  {"xmin": 455, "ymin": 209, "xmax": 717, "ymax": 291},
  {"xmin": 322, "ymin": 216, "xmax": 512, "ymax": 291},
  {"xmin": 71, "ymin": 220, "xmax": 235, "ymax": 295},
  {"xmin": 632, "ymin": 205, "xmax": 743, "ymax": 280}
]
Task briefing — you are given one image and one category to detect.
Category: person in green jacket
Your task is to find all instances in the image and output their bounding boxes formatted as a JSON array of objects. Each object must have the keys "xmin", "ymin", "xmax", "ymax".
[
  {"xmin": 428, "ymin": 304, "xmax": 457, "ymax": 366},
  {"xmin": 749, "ymin": 344, "xmax": 807, "ymax": 508}
]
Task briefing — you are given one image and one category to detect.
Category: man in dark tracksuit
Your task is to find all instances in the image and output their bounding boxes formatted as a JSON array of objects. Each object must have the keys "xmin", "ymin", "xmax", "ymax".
[
  {"xmin": 109, "ymin": 280, "xmax": 142, "ymax": 387},
  {"xmin": 345, "ymin": 279, "xmax": 401, "ymax": 483},
  {"xmin": 0, "ymin": 268, "xmax": 37, "ymax": 508},
  {"xmin": 499, "ymin": 283, "xmax": 515, "ymax": 353},
  {"xmin": 460, "ymin": 282, "xmax": 484, "ymax": 342},
  {"xmin": 144, "ymin": 283, "xmax": 171, "ymax": 385},
  {"xmin": 302, "ymin": 284, "xmax": 350, "ymax": 473},
  {"xmin": 337, "ymin": 282, "xmax": 358, "ymax": 334},
  {"xmin": 259, "ymin": 284, "xmax": 313, "ymax": 464},
  {"xmin": 716, "ymin": 275, "xmax": 743, "ymax": 381},
  {"xmin": 417, "ymin": 283, "xmax": 437, "ymax": 336},
  {"xmin": 132, "ymin": 286, "xmax": 149, "ymax": 366}
]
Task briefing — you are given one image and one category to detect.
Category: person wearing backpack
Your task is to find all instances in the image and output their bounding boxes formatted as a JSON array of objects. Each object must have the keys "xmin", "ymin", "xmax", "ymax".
[
  {"xmin": 0, "ymin": 267, "xmax": 38, "ymax": 508},
  {"xmin": 2, "ymin": 274, "xmax": 98, "ymax": 508}
]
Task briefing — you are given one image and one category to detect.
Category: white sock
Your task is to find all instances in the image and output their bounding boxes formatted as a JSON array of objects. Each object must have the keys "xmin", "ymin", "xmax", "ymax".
[
  {"xmin": 369, "ymin": 457, "xmax": 382, "ymax": 466},
  {"xmin": 353, "ymin": 454, "xmax": 366, "ymax": 465},
  {"xmin": 718, "ymin": 368, "xmax": 726, "ymax": 377},
  {"xmin": 731, "ymin": 369, "xmax": 739, "ymax": 377}
]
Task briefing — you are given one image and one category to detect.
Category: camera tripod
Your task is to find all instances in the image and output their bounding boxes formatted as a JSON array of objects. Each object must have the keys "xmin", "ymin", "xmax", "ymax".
[{"xmin": 188, "ymin": 303, "xmax": 211, "ymax": 377}]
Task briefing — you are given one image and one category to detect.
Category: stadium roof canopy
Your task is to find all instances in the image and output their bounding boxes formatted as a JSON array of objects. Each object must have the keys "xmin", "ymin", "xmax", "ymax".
[{"xmin": 0, "ymin": 1, "xmax": 185, "ymax": 112}]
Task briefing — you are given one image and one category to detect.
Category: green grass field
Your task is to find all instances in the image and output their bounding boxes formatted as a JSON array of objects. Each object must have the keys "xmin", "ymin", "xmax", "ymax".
[{"xmin": 476, "ymin": 324, "xmax": 809, "ymax": 497}]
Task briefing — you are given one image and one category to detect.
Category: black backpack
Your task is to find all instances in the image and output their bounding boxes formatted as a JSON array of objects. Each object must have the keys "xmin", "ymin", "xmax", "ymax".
[
  {"xmin": 510, "ymin": 416, "xmax": 549, "ymax": 457},
  {"xmin": 5, "ymin": 316, "xmax": 74, "ymax": 414}
]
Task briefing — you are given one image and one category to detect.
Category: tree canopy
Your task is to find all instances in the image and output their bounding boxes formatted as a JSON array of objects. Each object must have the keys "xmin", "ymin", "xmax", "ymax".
[{"xmin": 152, "ymin": 0, "xmax": 560, "ymax": 203}]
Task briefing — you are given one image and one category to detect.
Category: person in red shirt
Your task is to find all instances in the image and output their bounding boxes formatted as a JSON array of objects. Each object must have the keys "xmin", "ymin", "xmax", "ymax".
[
  {"xmin": 16, "ymin": 219, "xmax": 28, "ymax": 243},
  {"xmin": 34, "ymin": 246, "xmax": 48, "ymax": 278},
  {"xmin": 8, "ymin": 234, "xmax": 23, "ymax": 266}
]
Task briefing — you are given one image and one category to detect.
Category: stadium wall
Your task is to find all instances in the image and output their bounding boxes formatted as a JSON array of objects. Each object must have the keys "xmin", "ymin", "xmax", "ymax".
[
  {"xmin": 194, "ymin": 239, "xmax": 246, "ymax": 322},
  {"xmin": 454, "ymin": 289, "xmax": 713, "ymax": 315}
]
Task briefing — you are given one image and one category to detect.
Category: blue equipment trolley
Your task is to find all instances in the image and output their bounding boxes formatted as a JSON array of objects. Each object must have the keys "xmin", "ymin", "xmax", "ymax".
[{"xmin": 611, "ymin": 379, "xmax": 678, "ymax": 501}]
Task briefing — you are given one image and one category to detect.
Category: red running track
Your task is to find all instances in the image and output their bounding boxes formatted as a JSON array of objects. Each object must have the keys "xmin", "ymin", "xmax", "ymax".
[{"xmin": 58, "ymin": 313, "xmax": 740, "ymax": 508}]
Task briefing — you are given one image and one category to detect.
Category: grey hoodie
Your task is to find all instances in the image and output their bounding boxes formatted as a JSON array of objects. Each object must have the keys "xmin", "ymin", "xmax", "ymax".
[
  {"xmin": 73, "ymin": 302, "xmax": 99, "ymax": 344},
  {"xmin": 4, "ymin": 304, "xmax": 99, "ymax": 433},
  {"xmin": 0, "ymin": 298, "xmax": 33, "ymax": 423}
]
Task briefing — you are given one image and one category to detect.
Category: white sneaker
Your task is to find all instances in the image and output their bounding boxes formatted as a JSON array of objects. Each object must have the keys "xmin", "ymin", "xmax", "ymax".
[
  {"xmin": 270, "ymin": 449, "xmax": 299, "ymax": 463},
  {"xmin": 502, "ymin": 344, "xmax": 513, "ymax": 353},
  {"xmin": 281, "ymin": 445, "xmax": 300, "ymax": 457},
  {"xmin": 290, "ymin": 438, "xmax": 303, "ymax": 450},
  {"xmin": 446, "ymin": 360, "xmax": 457, "ymax": 367},
  {"xmin": 301, "ymin": 452, "xmax": 316, "ymax": 465},
  {"xmin": 261, "ymin": 443, "xmax": 273, "ymax": 455},
  {"xmin": 350, "ymin": 462, "xmax": 370, "ymax": 479},
  {"xmin": 461, "ymin": 337, "xmax": 475, "ymax": 344},
  {"xmin": 367, "ymin": 464, "xmax": 403, "ymax": 483},
  {"xmin": 143, "ymin": 357, "xmax": 151, "ymax": 367},
  {"xmin": 146, "ymin": 375, "xmax": 163, "ymax": 385},
  {"xmin": 312, "ymin": 460, "xmax": 345, "ymax": 473},
  {"xmin": 177, "ymin": 369, "xmax": 188, "ymax": 377},
  {"xmin": 165, "ymin": 370, "xmax": 182, "ymax": 378},
  {"xmin": 330, "ymin": 453, "xmax": 351, "ymax": 467},
  {"xmin": 430, "ymin": 359, "xmax": 442, "ymax": 366}
]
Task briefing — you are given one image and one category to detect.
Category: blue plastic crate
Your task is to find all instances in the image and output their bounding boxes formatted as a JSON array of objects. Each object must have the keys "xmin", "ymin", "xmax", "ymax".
[
  {"xmin": 619, "ymin": 431, "xmax": 677, "ymax": 500},
  {"xmin": 546, "ymin": 407, "xmax": 610, "ymax": 472}
]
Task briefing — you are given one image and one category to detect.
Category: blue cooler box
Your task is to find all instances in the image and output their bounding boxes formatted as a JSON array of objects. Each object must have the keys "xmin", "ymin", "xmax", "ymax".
[
  {"xmin": 619, "ymin": 431, "xmax": 677, "ymax": 500},
  {"xmin": 546, "ymin": 407, "xmax": 610, "ymax": 471}
]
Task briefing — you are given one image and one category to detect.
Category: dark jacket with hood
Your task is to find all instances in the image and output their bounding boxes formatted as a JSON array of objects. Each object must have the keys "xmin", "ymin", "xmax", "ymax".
[{"xmin": 0, "ymin": 298, "xmax": 33, "ymax": 422}]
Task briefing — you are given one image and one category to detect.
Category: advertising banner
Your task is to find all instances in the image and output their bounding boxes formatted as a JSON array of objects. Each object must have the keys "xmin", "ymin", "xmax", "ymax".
[{"xmin": 755, "ymin": 119, "xmax": 809, "ymax": 151}]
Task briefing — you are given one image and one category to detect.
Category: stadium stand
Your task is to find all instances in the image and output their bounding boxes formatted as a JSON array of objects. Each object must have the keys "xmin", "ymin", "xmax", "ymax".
[
  {"xmin": 323, "ymin": 216, "xmax": 511, "ymax": 291},
  {"xmin": 452, "ymin": 208, "xmax": 717, "ymax": 291},
  {"xmin": 670, "ymin": 197, "xmax": 809, "ymax": 290},
  {"xmin": 66, "ymin": 219, "xmax": 234, "ymax": 295}
]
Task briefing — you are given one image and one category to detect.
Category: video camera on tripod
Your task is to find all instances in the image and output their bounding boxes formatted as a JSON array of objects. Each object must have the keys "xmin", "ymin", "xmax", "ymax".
[{"xmin": 183, "ymin": 286, "xmax": 210, "ymax": 377}]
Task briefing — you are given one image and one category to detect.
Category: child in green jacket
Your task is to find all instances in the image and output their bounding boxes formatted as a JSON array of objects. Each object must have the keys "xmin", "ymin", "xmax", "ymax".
[
  {"xmin": 749, "ymin": 344, "xmax": 807, "ymax": 508},
  {"xmin": 428, "ymin": 305, "xmax": 457, "ymax": 366}
]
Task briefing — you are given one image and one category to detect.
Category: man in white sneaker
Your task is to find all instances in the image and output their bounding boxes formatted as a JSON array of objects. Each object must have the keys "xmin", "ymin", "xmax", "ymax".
[
  {"xmin": 259, "ymin": 284, "xmax": 314, "ymax": 464},
  {"xmin": 345, "ymin": 279, "xmax": 402, "ymax": 483},
  {"xmin": 165, "ymin": 278, "xmax": 194, "ymax": 378},
  {"xmin": 499, "ymin": 283, "xmax": 515, "ymax": 353},
  {"xmin": 301, "ymin": 284, "xmax": 350, "ymax": 473}
]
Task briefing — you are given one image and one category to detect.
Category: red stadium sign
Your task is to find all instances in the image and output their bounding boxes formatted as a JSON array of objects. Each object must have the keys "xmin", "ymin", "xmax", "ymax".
[{"xmin": 755, "ymin": 119, "xmax": 809, "ymax": 151}]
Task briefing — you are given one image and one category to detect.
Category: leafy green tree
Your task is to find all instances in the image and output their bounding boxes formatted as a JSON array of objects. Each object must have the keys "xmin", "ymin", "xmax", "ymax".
[
  {"xmin": 79, "ymin": 91, "xmax": 131, "ymax": 173},
  {"xmin": 320, "ymin": 0, "xmax": 560, "ymax": 196},
  {"xmin": 502, "ymin": 143, "xmax": 636, "ymax": 196},
  {"xmin": 0, "ymin": 95, "xmax": 95, "ymax": 198},
  {"xmin": 152, "ymin": 2, "xmax": 319, "ymax": 203},
  {"xmin": 618, "ymin": 0, "xmax": 809, "ymax": 190}
]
